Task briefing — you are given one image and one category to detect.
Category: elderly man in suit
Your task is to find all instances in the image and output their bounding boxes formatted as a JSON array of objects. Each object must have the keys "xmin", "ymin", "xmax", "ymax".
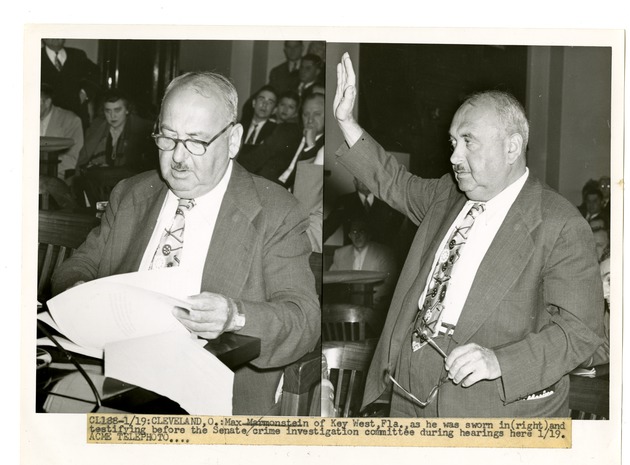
[
  {"xmin": 333, "ymin": 53, "xmax": 603, "ymax": 418},
  {"xmin": 52, "ymin": 71, "xmax": 321, "ymax": 415}
]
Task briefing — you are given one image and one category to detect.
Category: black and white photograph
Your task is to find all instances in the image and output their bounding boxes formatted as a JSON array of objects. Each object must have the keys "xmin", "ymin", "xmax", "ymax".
[{"xmin": 12, "ymin": 13, "xmax": 624, "ymax": 465}]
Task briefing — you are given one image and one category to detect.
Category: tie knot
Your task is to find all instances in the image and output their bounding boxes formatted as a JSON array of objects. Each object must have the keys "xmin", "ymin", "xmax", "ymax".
[{"xmin": 176, "ymin": 198, "xmax": 195, "ymax": 215}]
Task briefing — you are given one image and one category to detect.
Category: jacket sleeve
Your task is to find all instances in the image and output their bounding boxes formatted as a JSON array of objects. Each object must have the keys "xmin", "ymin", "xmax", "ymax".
[
  {"xmin": 336, "ymin": 131, "xmax": 445, "ymax": 226},
  {"xmin": 494, "ymin": 214, "xmax": 605, "ymax": 403},
  {"xmin": 233, "ymin": 199, "xmax": 321, "ymax": 369}
]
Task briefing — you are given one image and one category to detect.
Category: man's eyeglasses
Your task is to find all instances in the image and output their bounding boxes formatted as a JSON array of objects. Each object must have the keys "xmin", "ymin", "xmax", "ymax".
[
  {"xmin": 152, "ymin": 122, "xmax": 234, "ymax": 156},
  {"xmin": 385, "ymin": 328, "xmax": 450, "ymax": 407}
]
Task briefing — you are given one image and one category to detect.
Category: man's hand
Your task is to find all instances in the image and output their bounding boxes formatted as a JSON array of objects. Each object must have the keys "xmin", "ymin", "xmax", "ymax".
[
  {"xmin": 304, "ymin": 126, "xmax": 317, "ymax": 148},
  {"xmin": 334, "ymin": 52, "xmax": 362, "ymax": 147},
  {"xmin": 444, "ymin": 343, "xmax": 501, "ymax": 387},
  {"xmin": 173, "ymin": 292, "xmax": 240, "ymax": 340},
  {"xmin": 70, "ymin": 280, "xmax": 85, "ymax": 288}
]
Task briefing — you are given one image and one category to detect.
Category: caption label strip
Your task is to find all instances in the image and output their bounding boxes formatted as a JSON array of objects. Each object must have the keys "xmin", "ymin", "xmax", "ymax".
[{"xmin": 87, "ymin": 415, "xmax": 571, "ymax": 447}]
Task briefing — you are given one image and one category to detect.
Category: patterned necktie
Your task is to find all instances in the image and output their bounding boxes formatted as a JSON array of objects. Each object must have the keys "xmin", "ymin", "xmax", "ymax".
[
  {"xmin": 412, "ymin": 202, "xmax": 485, "ymax": 351},
  {"xmin": 150, "ymin": 198, "xmax": 196, "ymax": 269},
  {"xmin": 54, "ymin": 52, "xmax": 63, "ymax": 71},
  {"xmin": 245, "ymin": 123, "xmax": 258, "ymax": 144}
]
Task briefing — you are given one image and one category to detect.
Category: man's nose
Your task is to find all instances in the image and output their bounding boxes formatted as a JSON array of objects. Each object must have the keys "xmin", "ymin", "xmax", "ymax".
[
  {"xmin": 171, "ymin": 140, "xmax": 189, "ymax": 163},
  {"xmin": 450, "ymin": 145, "xmax": 464, "ymax": 166}
]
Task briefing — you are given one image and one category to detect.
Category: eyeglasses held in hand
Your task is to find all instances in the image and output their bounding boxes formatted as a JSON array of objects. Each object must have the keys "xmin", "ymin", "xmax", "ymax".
[
  {"xmin": 385, "ymin": 328, "xmax": 450, "ymax": 407},
  {"xmin": 152, "ymin": 122, "xmax": 234, "ymax": 156}
]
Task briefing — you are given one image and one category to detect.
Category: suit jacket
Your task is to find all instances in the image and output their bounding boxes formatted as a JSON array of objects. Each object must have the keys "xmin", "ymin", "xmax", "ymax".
[
  {"xmin": 43, "ymin": 105, "xmax": 84, "ymax": 178},
  {"xmin": 337, "ymin": 132, "xmax": 604, "ymax": 418},
  {"xmin": 329, "ymin": 241, "xmax": 398, "ymax": 308},
  {"xmin": 282, "ymin": 135, "xmax": 325, "ymax": 190},
  {"xmin": 269, "ymin": 61, "xmax": 300, "ymax": 94},
  {"xmin": 323, "ymin": 191, "xmax": 404, "ymax": 248},
  {"xmin": 238, "ymin": 119, "xmax": 278, "ymax": 158},
  {"xmin": 237, "ymin": 122, "xmax": 302, "ymax": 183},
  {"xmin": 78, "ymin": 114, "xmax": 156, "ymax": 172},
  {"xmin": 51, "ymin": 163, "xmax": 321, "ymax": 415},
  {"xmin": 293, "ymin": 159, "xmax": 324, "ymax": 253},
  {"xmin": 41, "ymin": 46, "xmax": 100, "ymax": 128}
]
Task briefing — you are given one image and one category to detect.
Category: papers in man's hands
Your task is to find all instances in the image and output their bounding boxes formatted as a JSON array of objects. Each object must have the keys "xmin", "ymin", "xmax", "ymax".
[
  {"xmin": 106, "ymin": 332, "xmax": 234, "ymax": 416},
  {"xmin": 46, "ymin": 280, "xmax": 190, "ymax": 352},
  {"xmin": 41, "ymin": 269, "xmax": 234, "ymax": 414}
]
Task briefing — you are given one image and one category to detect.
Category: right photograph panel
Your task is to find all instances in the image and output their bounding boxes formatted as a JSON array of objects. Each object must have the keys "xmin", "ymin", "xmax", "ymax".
[{"xmin": 322, "ymin": 42, "xmax": 612, "ymax": 420}]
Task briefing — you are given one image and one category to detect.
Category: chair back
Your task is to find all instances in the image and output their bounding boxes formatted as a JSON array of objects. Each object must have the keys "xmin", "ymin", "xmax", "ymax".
[
  {"xmin": 323, "ymin": 338, "xmax": 377, "ymax": 417},
  {"xmin": 81, "ymin": 167, "xmax": 132, "ymax": 207},
  {"xmin": 322, "ymin": 303, "xmax": 383, "ymax": 341},
  {"xmin": 569, "ymin": 375, "xmax": 609, "ymax": 419},
  {"xmin": 38, "ymin": 210, "xmax": 100, "ymax": 301}
]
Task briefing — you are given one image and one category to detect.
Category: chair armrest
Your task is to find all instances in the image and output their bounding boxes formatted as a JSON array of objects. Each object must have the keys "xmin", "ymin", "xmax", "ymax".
[{"xmin": 280, "ymin": 348, "xmax": 322, "ymax": 416}]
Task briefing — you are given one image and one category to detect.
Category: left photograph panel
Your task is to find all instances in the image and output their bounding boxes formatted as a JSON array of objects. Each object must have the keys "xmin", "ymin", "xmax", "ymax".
[{"xmin": 34, "ymin": 37, "xmax": 323, "ymax": 416}]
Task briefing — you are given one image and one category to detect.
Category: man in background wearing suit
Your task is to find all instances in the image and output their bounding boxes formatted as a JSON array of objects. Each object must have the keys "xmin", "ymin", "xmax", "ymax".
[
  {"xmin": 278, "ymin": 92, "xmax": 325, "ymax": 190},
  {"xmin": 324, "ymin": 176, "xmax": 404, "ymax": 249},
  {"xmin": 334, "ymin": 53, "xmax": 603, "ymax": 417},
  {"xmin": 268, "ymin": 41, "xmax": 303, "ymax": 94},
  {"xmin": 40, "ymin": 83, "xmax": 84, "ymax": 180},
  {"xmin": 329, "ymin": 216, "xmax": 398, "ymax": 311},
  {"xmin": 41, "ymin": 39, "xmax": 100, "ymax": 130},
  {"xmin": 52, "ymin": 71, "xmax": 321, "ymax": 415},
  {"xmin": 239, "ymin": 85, "xmax": 278, "ymax": 157}
]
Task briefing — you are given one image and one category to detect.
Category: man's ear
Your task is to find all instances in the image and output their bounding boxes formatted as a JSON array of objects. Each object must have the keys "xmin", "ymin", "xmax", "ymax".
[
  {"xmin": 506, "ymin": 133, "xmax": 523, "ymax": 165},
  {"xmin": 228, "ymin": 123, "xmax": 244, "ymax": 159}
]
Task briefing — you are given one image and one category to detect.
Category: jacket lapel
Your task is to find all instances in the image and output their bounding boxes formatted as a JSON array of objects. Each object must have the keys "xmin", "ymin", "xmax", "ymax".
[
  {"xmin": 387, "ymin": 193, "xmax": 467, "ymax": 358},
  {"xmin": 452, "ymin": 177, "xmax": 542, "ymax": 344},
  {"xmin": 201, "ymin": 164, "xmax": 261, "ymax": 297}
]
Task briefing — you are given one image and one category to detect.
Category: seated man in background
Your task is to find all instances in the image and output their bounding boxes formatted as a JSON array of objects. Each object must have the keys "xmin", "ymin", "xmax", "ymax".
[
  {"xmin": 77, "ymin": 90, "xmax": 155, "ymax": 173},
  {"xmin": 297, "ymin": 54, "xmax": 323, "ymax": 97},
  {"xmin": 324, "ymin": 176, "xmax": 405, "ymax": 249},
  {"xmin": 239, "ymin": 85, "xmax": 278, "ymax": 156},
  {"xmin": 40, "ymin": 83, "xmax": 84, "ymax": 181},
  {"xmin": 51, "ymin": 71, "xmax": 320, "ymax": 415},
  {"xmin": 329, "ymin": 216, "xmax": 398, "ymax": 311},
  {"xmin": 278, "ymin": 92, "xmax": 325, "ymax": 190}
]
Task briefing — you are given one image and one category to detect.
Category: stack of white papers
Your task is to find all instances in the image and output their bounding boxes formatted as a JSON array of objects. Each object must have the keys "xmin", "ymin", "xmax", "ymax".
[{"xmin": 42, "ymin": 269, "xmax": 234, "ymax": 415}]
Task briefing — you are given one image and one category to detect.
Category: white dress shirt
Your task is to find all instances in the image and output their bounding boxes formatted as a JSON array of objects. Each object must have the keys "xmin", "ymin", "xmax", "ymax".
[
  {"xmin": 352, "ymin": 245, "xmax": 369, "ymax": 270},
  {"xmin": 418, "ymin": 168, "xmax": 530, "ymax": 326},
  {"xmin": 139, "ymin": 161, "xmax": 233, "ymax": 293},
  {"xmin": 278, "ymin": 133, "xmax": 323, "ymax": 184},
  {"xmin": 45, "ymin": 46, "xmax": 67, "ymax": 67}
]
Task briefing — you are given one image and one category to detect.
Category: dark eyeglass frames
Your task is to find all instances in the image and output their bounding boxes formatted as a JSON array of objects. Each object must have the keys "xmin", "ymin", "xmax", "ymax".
[{"xmin": 152, "ymin": 121, "xmax": 234, "ymax": 156}]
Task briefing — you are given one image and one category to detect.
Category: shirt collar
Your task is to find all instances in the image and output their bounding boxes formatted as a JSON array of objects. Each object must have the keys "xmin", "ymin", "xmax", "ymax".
[
  {"xmin": 474, "ymin": 168, "xmax": 529, "ymax": 220},
  {"xmin": 45, "ymin": 46, "xmax": 66, "ymax": 65}
]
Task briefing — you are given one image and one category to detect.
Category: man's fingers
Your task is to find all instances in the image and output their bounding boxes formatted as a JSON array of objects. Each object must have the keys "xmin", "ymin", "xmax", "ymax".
[
  {"xmin": 444, "ymin": 343, "xmax": 501, "ymax": 387},
  {"xmin": 343, "ymin": 52, "xmax": 356, "ymax": 86}
]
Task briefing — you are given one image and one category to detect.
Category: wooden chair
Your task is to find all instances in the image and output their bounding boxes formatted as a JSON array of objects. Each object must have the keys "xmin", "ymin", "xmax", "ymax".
[
  {"xmin": 38, "ymin": 210, "xmax": 100, "ymax": 301},
  {"xmin": 80, "ymin": 167, "xmax": 133, "ymax": 207},
  {"xmin": 280, "ymin": 347, "xmax": 322, "ymax": 416},
  {"xmin": 322, "ymin": 303, "xmax": 384, "ymax": 342},
  {"xmin": 322, "ymin": 338, "xmax": 377, "ymax": 417},
  {"xmin": 569, "ymin": 374, "xmax": 609, "ymax": 419}
]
